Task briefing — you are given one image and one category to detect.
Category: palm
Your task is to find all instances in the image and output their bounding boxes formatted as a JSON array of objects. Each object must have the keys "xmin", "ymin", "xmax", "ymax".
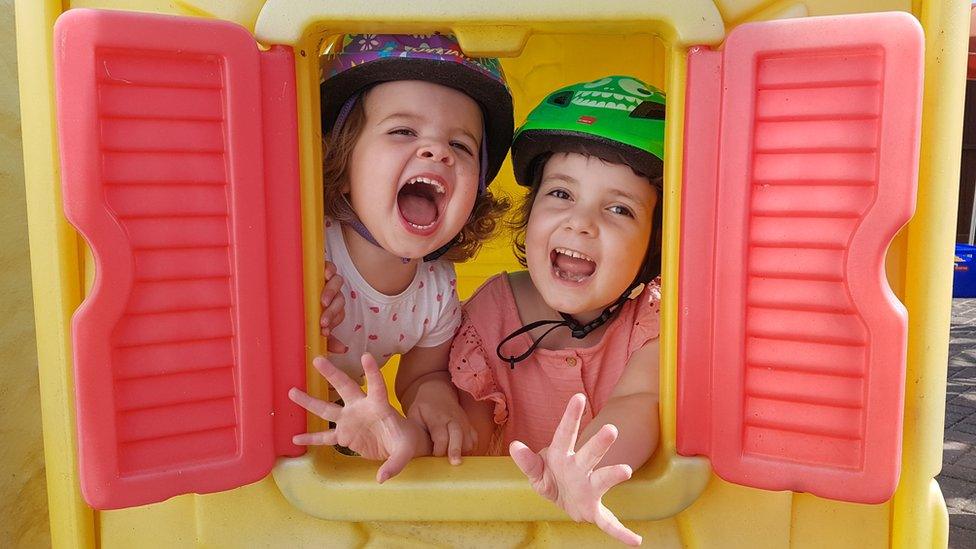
[
  {"xmin": 289, "ymin": 353, "xmax": 423, "ymax": 482},
  {"xmin": 333, "ymin": 396, "xmax": 409, "ymax": 460}
]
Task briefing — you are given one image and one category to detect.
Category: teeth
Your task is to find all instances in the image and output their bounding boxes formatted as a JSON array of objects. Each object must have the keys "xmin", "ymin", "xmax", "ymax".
[
  {"xmin": 406, "ymin": 176, "xmax": 445, "ymax": 194},
  {"xmin": 554, "ymin": 267, "xmax": 587, "ymax": 282},
  {"xmin": 407, "ymin": 220, "xmax": 435, "ymax": 230},
  {"xmin": 554, "ymin": 247, "xmax": 594, "ymax": 263}
]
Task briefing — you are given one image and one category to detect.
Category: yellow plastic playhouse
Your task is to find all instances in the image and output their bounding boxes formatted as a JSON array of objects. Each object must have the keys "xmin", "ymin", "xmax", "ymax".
[{"xmin": 14, "ymin": 0, "xmax": 970, "ymax": 547}]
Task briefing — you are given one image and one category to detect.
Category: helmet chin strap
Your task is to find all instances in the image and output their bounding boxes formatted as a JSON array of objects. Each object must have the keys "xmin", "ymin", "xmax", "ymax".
[{"xmin": 495, "ymin": 280, "xmax": 646, "ymax": 369}]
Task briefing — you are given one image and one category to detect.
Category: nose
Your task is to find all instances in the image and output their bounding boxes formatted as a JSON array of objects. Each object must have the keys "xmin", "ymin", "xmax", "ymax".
[
  {"xmin": 417, "ymin": 141, "xmax": 454, "ymax": 166},
  {"xmin": 563, "ymin": 207, "xmax": 598, "ymax": 237}
]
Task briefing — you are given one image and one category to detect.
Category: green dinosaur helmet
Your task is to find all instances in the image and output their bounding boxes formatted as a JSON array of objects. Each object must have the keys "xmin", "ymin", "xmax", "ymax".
[{"xmin": 511, "ymin": 75, "xmax": 666, "ymax": 186}]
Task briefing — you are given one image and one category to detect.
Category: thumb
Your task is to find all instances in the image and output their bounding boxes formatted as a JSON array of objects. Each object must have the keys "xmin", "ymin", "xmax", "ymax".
[
  {"xmin": 509, "ymin": 441, "xmax": 545, "ymax": 482},
  {"xmin": 376, "ymin": 445, "xmax": 413, "ymax": 484}
]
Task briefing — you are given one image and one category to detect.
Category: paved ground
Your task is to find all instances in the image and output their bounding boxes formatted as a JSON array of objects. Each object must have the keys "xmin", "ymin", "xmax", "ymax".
[{"xmin": 942, "ymin": 299, "xmax": 976, "ymax": 548}]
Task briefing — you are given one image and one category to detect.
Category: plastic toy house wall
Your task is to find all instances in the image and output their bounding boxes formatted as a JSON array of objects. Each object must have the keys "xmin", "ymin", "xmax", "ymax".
[{"xmin": 15, "ymin": 0, "xmax": 968, "ymax": 547}]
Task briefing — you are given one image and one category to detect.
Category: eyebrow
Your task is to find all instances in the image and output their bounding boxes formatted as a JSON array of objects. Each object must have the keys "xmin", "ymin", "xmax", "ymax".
[
  {"xmin": 379, "ymin": 112, "xmax": 481, "ymax": 145},
  {"xmin": 606, "ymin": 188, "xmax": 643, "ymax": 204},
  {"xmin": 541, "ymin": 172, "xmax": 579, "ymax": 185}
]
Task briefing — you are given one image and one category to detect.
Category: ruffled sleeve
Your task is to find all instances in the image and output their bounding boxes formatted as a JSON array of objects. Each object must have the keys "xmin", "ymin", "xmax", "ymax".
[
  {"xmin": 628, "ymin": 277, "xmax": 663, "ymax": 356},
  {"xmin": 449, "ymin": 313, "xmax": 509, "ymax": 426}
]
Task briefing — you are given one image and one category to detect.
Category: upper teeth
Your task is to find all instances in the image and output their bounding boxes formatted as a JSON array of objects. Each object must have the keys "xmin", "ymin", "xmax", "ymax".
[
  {"xmin": 407, "ymin": 176, "xmax": 445, "ymax": 194},
  {"xmin": 554, "ymin": 247, "xmax": 594, "ymax": 262}
]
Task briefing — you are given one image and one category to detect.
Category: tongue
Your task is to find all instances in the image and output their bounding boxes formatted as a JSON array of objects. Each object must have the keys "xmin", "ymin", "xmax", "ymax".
[
  {"xmin": 554, "ymin": 253, "xmax": 595, "ymax": 276},
  {"xmin": 398, "ymin": 194, "xmax": 437, "ymax": 227}
]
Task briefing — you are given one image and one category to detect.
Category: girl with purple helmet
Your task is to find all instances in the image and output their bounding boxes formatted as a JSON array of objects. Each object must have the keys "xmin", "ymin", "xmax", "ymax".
[{"xmin": 289, "ymin": 34, "xmax": 513, "ymax": 467}]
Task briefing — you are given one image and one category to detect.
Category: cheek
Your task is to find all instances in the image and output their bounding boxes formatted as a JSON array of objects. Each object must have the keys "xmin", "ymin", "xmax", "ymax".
[
  {"xmin": 524, "ymin": 219, "xmax": 552, "ymax": 264},
  {"xmin": 606, "ymin": 228, "xmax": 651, "ymax": 278}
]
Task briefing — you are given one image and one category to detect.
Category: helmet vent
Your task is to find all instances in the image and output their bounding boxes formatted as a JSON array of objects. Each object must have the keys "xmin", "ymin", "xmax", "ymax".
[
  {"xmin": 547, "ymin": 90, "xmax": 574, "ymax": 107},
  {"xmin": 630, "ymin": 101, "xmax": 666, "ymax": 120}
]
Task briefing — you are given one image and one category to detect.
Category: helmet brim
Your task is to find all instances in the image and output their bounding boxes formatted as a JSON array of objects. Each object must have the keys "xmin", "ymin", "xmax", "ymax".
[{"xmin": 320, "ymin": 58, "xmax": 514, "ymax": 185}]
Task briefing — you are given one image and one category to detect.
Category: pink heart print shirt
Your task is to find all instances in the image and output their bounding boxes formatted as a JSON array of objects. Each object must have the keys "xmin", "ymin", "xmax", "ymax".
[{"xmin": 324, "ymin": 219, "xmax": 462, "ymax": 378}]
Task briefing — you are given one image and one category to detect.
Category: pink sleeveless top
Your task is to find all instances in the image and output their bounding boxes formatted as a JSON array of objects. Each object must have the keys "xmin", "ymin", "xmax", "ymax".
[{"xmin": 449, "ymin": 273, "xmax": 661, "ymax": 454}]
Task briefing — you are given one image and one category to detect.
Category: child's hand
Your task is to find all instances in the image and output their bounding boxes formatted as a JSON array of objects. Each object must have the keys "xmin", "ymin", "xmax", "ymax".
[
  {"xmin": 509, "ymin": 394, "xmax": 641, "ymax": 547},
  {"xmin": 321, "ymin": 261, "xmax": 348, "ymax": 353},
  {"xmin": 289, "ymin": 353, "xmax": 426, "ymax": 483},
  {"xmin": 406, "ymin": 382, "xmax": 478, "ymax": 465}
]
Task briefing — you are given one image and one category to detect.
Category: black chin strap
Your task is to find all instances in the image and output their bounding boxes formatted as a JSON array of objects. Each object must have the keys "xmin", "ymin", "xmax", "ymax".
[{"xmin": 495, "ymin": 281, "xmax": 645, "ymax": 369}]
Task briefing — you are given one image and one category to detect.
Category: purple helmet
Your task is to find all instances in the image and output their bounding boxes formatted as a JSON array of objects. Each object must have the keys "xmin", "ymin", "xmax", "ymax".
[{"xmin": 320, "ymin": 34, "xmax": 514, "ymax": 186}]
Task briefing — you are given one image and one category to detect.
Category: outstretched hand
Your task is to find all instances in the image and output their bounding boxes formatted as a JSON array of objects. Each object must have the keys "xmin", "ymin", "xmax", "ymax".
[
  {"xmin": 509, "ymin": 394, "xmax": 641, "ymax": 546},
  {"xmin": 289, "ymin": 353, "xmax": 426, "ymax": 483}
]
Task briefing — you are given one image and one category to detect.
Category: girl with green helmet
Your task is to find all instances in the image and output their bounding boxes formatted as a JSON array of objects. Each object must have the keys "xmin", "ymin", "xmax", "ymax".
[{"xmin": 449, "ymin": 75, "xmax": 667, "ymax": 545}]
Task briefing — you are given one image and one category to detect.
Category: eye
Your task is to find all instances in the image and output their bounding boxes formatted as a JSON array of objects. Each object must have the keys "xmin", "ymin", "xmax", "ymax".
[
  {"xmin": 619, "ymin": 78, "xmax": 655, "ymax": 98},
  {"xmin": 583, "ymin": 77, "xmax": 613, "ymax": 89},
  {"xmin": 388, "ymin": 127, "xmax": 416, "ymax": 137},
  {"xmin": 546, "ymin": 188, "xmax": 571, "ymax": 200},
  {"xmin": 451, "ymin": 141, "xmax": 474, "ymax": 155},
  {"xmin": 608, "ymin": 204, "xmax": 635, "ymax": 217}
]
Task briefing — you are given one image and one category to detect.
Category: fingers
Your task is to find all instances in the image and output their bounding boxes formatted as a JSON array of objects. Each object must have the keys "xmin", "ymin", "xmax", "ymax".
[
  {"xmin": 509, "ymin": 441, "xmax": 545, "ymax": 482},
  {"xmin": 551, "ymin": 393, "xmax": 586, "ymax": 454},
  {"xmin": 446, "ymin": 421, "xmax": 464, "ymax": 465},
  {"xmin": 326, "ymin": 335, "xmax": 349, "ymax": 354},
  {"xmin": 377, "ymin": 445, "xmax": 413, "ymax": 484},
  {"xmin": 288, "ymin": 387, "xmax": 341, "ymax": 421},
  {"xmin": 360, "ymin": 353, "xmax": 390, "ymax": 401},
  {"xmin": 594, "ymin": 505, "xmax": 642, "ymax": 547},
  {"xmin": 430, "ymin": 424, "xmax": 449, "ymax": 458},
  {"xmin": 575, "ymin": 423, "xmax": 618, "ymax": 472},
  {"xmin": 590, "ymin": 463, "xmax": 633, "ymax": 496},
  {"xmin": 462, "ymin": 424, "xmax": 478, "ymax": 454},
  {"xmin": 292, "ymin": 430, "xmax": 337, "ymax": 446},
  {"xmin": 320, "ymin": 284, "xmax": 346, "ymax": 334},
  {"xmin": 312, "ymin": 356, "xmax": 363, "ymax": 403},
  {"xmin": 324, "ymin": 260, "xmax": 337, "ymax": 281}
]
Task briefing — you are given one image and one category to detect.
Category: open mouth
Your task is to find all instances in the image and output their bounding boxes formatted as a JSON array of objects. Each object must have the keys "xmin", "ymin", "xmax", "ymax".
[
  {"xmin": 551, "ymin": 247, "xmax": 597, "ymax": 283},
  {"xmin": 397, "ymin": 175, "xmax": 446, "ymax": 233}
]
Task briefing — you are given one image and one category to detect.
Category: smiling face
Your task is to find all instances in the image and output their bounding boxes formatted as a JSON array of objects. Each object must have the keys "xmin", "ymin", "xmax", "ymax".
[
  {"xmin": 525, "ymin": 152, "xmax": 657, "ymax": 318},
  {"xmin": 344, "ymin": 80, "xmax": 483, "ymax": 259}
]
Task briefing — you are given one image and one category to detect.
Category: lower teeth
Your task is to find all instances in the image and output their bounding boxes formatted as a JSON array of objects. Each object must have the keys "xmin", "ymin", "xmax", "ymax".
[{"xmin": 554, "ymin": 267, "xmax": 587, "ymax": 282}]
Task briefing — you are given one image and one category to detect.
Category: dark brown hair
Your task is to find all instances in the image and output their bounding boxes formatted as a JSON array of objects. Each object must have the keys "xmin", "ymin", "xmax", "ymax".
[
  {"xmin": 322, "ymin": 96, "xmax": 509, "ymax": 262},
  {"xmin": 510, "ymin": 147, "xmax": 663, "ymax": 282}
]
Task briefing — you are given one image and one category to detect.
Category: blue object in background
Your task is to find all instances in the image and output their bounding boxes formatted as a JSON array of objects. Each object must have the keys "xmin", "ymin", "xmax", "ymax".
[{"xmin": 954, "ymin": 244, "xmax": 976, "ymax": 298}]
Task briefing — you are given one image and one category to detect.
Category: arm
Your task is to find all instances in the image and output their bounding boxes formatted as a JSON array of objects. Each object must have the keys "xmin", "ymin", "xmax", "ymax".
[
  {"xmin": 397, "ymin": 342, "xmax": 478, "ymax": 463},
  {"xmin": 506, "ymin": 339, "xmax": 660, "ymax": 546},
  {"xmin": 458, "ymin": 387, "xmax": 496, "ymax": 455},
  {"xmin": 576, "ymin": 338, "xmax": 660, "ymax": 470}
]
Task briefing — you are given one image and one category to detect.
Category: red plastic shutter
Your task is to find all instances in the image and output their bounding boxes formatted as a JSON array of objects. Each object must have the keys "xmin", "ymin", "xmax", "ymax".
[
  {"xmin": 54, "ymin": 9, "xmax": 305, "ymax": 510},
  {"xmin": 677, "ymin": 12, "xmax": 922, "ymax": 504}
]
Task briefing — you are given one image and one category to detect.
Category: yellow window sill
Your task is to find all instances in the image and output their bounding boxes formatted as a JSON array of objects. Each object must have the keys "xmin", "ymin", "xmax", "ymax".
[{"xmin": 272, "ymin": 446, "xmax": 711, "ymax": 522}]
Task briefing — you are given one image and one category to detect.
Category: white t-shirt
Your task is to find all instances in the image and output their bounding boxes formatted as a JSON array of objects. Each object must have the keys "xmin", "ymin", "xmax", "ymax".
[{"xmin": 325, "ymin": 219, "xmax": 462, "ymax": 378}]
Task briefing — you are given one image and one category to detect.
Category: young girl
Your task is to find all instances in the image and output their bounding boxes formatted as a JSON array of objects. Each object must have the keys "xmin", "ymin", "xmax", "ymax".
[
  {"xmin": 291, "ymin": 34, "xmax": 514, "ymax": 462},
  {"xmin": 294, "ymin": 76, "xmax": 665, "ymax": 546}
]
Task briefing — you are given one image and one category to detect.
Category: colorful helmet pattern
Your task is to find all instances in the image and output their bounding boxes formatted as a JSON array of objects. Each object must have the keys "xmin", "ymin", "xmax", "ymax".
[
  {"xmin": 511, "ymin": 75, "xmax": 666, "ymax": 186},
  {"xmin": 320, "ymin": 34, "xmax": 514, "ymax": 186}
]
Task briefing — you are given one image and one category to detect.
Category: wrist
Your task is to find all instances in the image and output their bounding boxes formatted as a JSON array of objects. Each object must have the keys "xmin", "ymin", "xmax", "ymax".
[{"xmin": 399, "ymin": 371, "xmax": 454, "ymax": 412}]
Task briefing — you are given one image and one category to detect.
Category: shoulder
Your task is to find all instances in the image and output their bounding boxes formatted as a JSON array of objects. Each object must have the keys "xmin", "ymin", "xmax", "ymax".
[
  {"xmin": 623, "ymin": 277, "xmax": 662, "ymax": 349},
  {"xmin": 462, "ymin": 272, "xmax": 514, "ymax": 311}
]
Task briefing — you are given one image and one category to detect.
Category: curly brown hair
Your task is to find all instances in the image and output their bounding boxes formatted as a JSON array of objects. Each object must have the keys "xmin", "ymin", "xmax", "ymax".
[
  {"xmin": 321, "ymin": 94, "xmax": 510, "ymax": 263},
  {"xmin": 510, "ymin": 148, "xmax": 663, "ymax": 282}
]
